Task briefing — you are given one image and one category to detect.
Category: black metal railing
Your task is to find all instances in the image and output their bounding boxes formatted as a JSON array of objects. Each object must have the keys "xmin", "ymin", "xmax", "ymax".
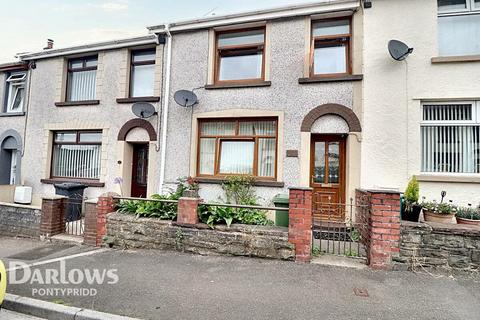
[{"xmin": 312, "ymin": 198, "xmax": 369, "ymax": 258}]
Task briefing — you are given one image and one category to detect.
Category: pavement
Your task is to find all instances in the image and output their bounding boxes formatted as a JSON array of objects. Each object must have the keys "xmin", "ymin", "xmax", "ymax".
[
  {"xmin": 1, "ymin": 236, "xmax": 480, "ymax": 320},
  {"xmin": 0, "ymin": 309, "xmax": 44, "ymax": 319}
]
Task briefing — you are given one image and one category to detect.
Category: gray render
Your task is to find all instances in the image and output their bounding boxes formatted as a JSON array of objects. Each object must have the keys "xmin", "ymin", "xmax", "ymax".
[
  {"xmin": 163, "ymin": 17, "xmax": 355, "ymax": 204},
  {"xmin": 22, "ymin": 46, "xmax": 164, "ymax": 202}
]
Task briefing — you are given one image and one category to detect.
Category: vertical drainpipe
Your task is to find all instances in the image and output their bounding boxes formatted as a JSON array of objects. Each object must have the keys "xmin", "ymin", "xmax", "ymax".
[{"xmin": 158, "ymin": 24, "xmax": 172, "ymax": 194}]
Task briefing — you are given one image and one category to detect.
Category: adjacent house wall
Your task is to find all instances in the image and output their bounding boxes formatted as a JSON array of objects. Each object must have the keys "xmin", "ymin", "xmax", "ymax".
[
  {"xmin": 23, "ymin": 45, "xmax": 164, "ymax": 204},
  {"xmin": 362, "ymin": 0, "xmax": 480, "ymax": 205},
  {"xmin": 163, "ymin": 15, "xmax": 362, "ymax": 205}
]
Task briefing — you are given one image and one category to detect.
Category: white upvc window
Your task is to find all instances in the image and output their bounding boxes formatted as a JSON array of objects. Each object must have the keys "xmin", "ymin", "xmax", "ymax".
[
  {"xmin": 5, "ymin": 71, "xmax": 26, "ymax": 113},
  {"xmin": 421, "ymin": 101, "xmax": 480, "ymax": 174},
  {"xmin": 437, "ymin": 0, "xmax": 480, "ymax": 56}
]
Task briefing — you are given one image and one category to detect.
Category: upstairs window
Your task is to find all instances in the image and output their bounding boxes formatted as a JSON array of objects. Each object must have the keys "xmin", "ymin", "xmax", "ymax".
[
  {"xmin": 197, "ymin": 118, "xmax": 277, "ymax": 178},
  {"xmin": 51, "ymin": 131, "xmax": 102, "ymax": 180},
  {"xmin": 5, "ymin": 72, "xmax": 26, "ymax": 113},
  {"xmin": 311, "ymin": 19, "xmax": 351, "ymax": 77},
  {"xmin": 438, "ymin": 0, "xmax": 480, "ymax": 56},
  {"xmin": 215, "ymin": 28, "xmax": 265, "ymax": 83},
  {"xmin": 421, "ymin": 102, "xmax": 480, "ymax": 174},
  {"xmin": 66, "ymin": 56, "xmax": 97, "ymax": 102},
  {"xmin": 130, "ymin": 49, "xmax": 156, "ymax": 97}
]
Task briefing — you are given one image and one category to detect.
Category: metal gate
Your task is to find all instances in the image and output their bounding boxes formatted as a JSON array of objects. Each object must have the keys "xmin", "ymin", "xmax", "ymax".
[
  {"xmin": 312, "ymin": 198, "xmax": 368, "ymax": 259},
  {"xmin": 64, "ymin": 195, "xmax": 85, "ymax": 236}
]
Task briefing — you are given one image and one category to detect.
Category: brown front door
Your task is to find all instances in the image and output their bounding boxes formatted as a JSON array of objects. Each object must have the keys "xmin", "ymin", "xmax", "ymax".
[
  {"xmin": 310, "ymin": 135, "xmax": 346, "ymax": 223},
  {"xmin": 131, "ymin": 143, "xmax": 148, "ymax": 198}
]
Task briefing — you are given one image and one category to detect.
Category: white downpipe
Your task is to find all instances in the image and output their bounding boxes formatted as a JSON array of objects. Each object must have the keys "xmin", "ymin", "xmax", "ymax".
[{"xmin": 158, "ymin": 25, "xmax": 172, "ymax": 194}]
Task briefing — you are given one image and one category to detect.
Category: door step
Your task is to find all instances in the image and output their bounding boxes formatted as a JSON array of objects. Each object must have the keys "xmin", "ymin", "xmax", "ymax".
[
  {"xmin": 311, "ymin": 255, "xmax": 367, "ymax": 269},
  {"xmin": 49, "ymin": 234, "xmax": 84, "ymax": 245}
]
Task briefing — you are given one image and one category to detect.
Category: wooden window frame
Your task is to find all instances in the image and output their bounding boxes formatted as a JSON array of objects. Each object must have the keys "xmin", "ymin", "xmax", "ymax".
[
  {"xmin": 214, "ymin": 27, "xmax": 266, "ymax": 85},
  {"xmin": 129, "ymin": 48, "xmax": 156, "ymax": 98},
  {"xmin": 66, "ymin": 55, "xmax": 98, "ymax": 102},
  {"xmin": 196, "ymin": 117, "xmax": 278, "ymax": 180},
  {"xmin": 50, "ymin": 130, "xmax": 102, "ymax": 181},
  {"xmin": 310, "ymin": 17, "xmax": 352, "ymax": 78}
]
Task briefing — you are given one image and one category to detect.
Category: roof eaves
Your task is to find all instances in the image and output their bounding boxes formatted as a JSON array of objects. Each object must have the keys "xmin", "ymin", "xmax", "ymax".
[{"xmin": 17, "ymin": 34, "xmax": 162, "ymax": 61}]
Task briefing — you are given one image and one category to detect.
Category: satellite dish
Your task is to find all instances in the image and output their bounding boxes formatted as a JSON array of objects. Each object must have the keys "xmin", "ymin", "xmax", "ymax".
[
  {"xmin": 174, "ymin": 90, "xmax": 198, "ymax": 107},
  {"xmin": 388, "ymin": 40, "xmax": 414, "ymax": 61},
  {"xmin": 132, "ymin": 102, "xmax": 156, "ymax": 119}
]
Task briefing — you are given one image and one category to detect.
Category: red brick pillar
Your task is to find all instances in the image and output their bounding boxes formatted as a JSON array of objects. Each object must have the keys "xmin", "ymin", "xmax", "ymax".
[
  {"xmin": 96, "ymin": 193, "xmax": 119, "ymax": 246},
  {"xmin": 177, "ymin": 197, "xmax": 201, "ymax": 225},
  {"xmin": 83, "ymin": 200, "xmax": 98, "ymax": 246},
  {"xmin": 40, "ymin": 196, "xmax": 66, "ymax": 237},
  {"xmin": 288, "ymin": 187, "xmax": 313, "ymax": 263},
  {"xmin": 367, "ymin": 190, "xmax": 401, "ymax": 270}
]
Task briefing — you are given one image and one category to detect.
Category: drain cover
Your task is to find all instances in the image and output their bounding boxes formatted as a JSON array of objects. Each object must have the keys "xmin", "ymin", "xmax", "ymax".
[{"xmin": 353, "ymin": 287, "xmax": 369, "ymax": 297}]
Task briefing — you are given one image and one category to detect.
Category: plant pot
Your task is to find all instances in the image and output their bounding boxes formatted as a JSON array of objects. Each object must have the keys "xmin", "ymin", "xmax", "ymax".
[
  {"xmin": 402, "ymin": 204, "xmax": 422, "ymax": 222},
  {"xmin": 423, "ymin": 210, "xmax": 454, "ymax": 224},
  {"xmin": 456, "ymin": 216, "xmax": 480, "ymax": 226},
  {"xmin": 182, "ymin": 189, "xmax": 199, "ymax": 198}
]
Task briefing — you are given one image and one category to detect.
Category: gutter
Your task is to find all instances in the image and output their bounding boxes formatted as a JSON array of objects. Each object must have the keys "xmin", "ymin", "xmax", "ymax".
[
  {"xmin": 148, "ymin": 0, "xmax": 359, "ymax": 33},
  {"xmin": 16, "ymin": 35, "xmax": 159, "ymax": 61},
  {"xmin": 158, "ymin": 24, "xmax": 172, "ymax": 194}
]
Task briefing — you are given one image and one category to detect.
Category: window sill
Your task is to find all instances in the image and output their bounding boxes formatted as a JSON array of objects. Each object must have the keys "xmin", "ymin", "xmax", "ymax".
[
  {"xmin": 298, "ymin": 74, "xmax": 363, "ymax": 84},
  {"xmin": 0, "ymin": 112, "xmax": 25, "ymax": 117},
  {"xmin": 41, "ymin": 178, "xmax": 105, "ymax": 187},
  {"xmin": 431, "ymin": 55, "xmax": 480, "ymax": 63},
  {"xmin": 55, "ymin": 100, "xmax": 100, "ymax": 107},
  {"xmin": 204, "ymin": 81, "xmax": 271, "ymax": 90},
  {"xmin": 116, "ymin": 96, "xmax": 160, "ymax": 104},
  {"xmin": 195, "ymin": 177, "xmax": 284, "ymax": 188},
  {"xmin": 416, "ymin": 174, "xmax": 480, "ymax": 184}
]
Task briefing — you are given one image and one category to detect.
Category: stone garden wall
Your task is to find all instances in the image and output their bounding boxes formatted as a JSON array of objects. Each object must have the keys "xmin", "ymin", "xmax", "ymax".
[
  {"xmin": 0, "ymin": 202, "xmax": 42, "ymax": 238},
  {"xmin": 395, "ymin": 221, "xmax": 480, "ymax": 273},
  {"xmin": 105, "ymin": 212, "xmax": 295, "ymax": 260}
]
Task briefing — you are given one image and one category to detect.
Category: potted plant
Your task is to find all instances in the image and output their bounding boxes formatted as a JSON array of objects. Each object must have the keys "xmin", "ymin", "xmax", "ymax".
[
  {"xmin": 421, "ymin": 191, "xmax": 456, "ymax": 224},
  {"xmin": 402, "ymin": 176, "xmax": 421, "ymax": 222},
  {"xmin": 455, "ymin": 204, "xmax": 480, "ymax": 226},
  {"xmin": 177, "ymin": 176, "xmax": 200, "ymax": 198}
]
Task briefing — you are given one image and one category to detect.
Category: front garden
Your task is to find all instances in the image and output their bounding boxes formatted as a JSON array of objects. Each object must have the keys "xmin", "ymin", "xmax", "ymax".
[
  {"xmin": 116, "ymin": 175, "xmax": 274, "ymax": 228},
  {"xmin": 401, "ymin": 176, "xmax": 480, "ymax": 226}
]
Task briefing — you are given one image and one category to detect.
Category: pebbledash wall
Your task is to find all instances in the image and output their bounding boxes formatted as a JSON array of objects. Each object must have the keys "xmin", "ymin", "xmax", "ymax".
[
  {"xmin": 0, "ymin": 202, "xmax": 41, "ymax": 237},
  {"xmin": 362, "ymin": 0, "xmax": 480, "ymax": 205},
  {"xmin": 20, "ymin": 40, "xmax": 164, "ymax": 205},
  {"xmin": 160, "ymin": 9, "xmax": 363, "ymax": 206}
]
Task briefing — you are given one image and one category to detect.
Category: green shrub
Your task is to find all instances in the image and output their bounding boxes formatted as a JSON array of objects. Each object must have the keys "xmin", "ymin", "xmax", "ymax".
[
  {"xmin": 456, "ymin": 206, "xmax": 480, "ymax": 220},
  {"xmin": 198, "ymin": 205, "xmax": 272, "ymax": 228},
  {"xmin": 421, "ymin": 200, "xmax": 456, "ymax": 215},
  {"xmin": 221, "ymin": 175, "xmax": 258, "ymax": 205},
  {"xmin": 404, "ymin": 176, "xmax": 419, "ymax": 204}
]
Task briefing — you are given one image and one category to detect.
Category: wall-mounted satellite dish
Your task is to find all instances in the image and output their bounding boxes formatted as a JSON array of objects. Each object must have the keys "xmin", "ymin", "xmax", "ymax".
[
  {"xmin": 388, "ymin": 40, "xmax": 414, "ymax": 61},
  {"xmin": 132, "ymin": 102, "xmax": 156, "ymax": 119},
  {"xmin": 174, "ymin": 90, "xmax": 198, "ymax": 107}
]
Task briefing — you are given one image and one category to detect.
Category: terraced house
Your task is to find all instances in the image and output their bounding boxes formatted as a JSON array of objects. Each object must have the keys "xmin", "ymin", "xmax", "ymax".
[
  {"xmin": 1, "ymin": 0, "xmax": 479, "ymax": 225},
  {"xmin": 14, "ymin": 35, "xmax": 166, "ymax": 205},
  {"xmin": 151, "ymin": 0, "xmax": 364, "ymax": 224}
]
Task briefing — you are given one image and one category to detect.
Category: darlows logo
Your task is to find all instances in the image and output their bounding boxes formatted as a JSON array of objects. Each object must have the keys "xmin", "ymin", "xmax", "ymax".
[{"xmin": 8, "ymin": 261, "xmax": 119, "ymax": 285}]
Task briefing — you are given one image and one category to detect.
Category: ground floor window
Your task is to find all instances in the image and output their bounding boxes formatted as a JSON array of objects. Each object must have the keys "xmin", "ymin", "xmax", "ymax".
[
  {"xmin": 51, "ymin": 131, "xmax": 102, "ymax": 180},
  {"xmin": 421, "ymin": 102, "xmax": 480, "ymax": 173},
  {"xmin": 197, "ymin": 118, "xmax": 277, "ymax": 178}
]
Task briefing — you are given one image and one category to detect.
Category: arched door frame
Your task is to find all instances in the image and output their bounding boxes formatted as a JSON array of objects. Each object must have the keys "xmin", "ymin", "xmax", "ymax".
[{"xmin": 0, "ymin": 129, "xmax": 23, "ymax": 185}]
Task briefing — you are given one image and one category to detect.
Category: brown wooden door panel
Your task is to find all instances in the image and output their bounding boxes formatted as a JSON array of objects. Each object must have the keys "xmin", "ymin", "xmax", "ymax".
[
  {"xmin": 310, "ymin": 135, "xmax": 346, "ymax": 223},
  {"xmin": 131, "ymin": 143, "xmax": 148, "ymax": 198}
]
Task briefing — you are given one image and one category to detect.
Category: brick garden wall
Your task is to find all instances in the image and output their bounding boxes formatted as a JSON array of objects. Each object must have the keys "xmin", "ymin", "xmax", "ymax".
[
  {"xmin": 395, "ymin": 221, "xmax": 480, "ymax": 273},
  {"xmin": 0, "ymin": 202, "xmax": 42, "ymax": 238},
  {"xmin": 105, "ymin": 212, "xmax": 295, "ymax": 260}
]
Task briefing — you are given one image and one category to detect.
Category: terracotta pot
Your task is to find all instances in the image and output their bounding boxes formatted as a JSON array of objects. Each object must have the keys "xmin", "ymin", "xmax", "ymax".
[
  {"xmin": 456, "ymin": 216, "xmax": 480, "ymax": 226},
  {"xmin": 423, "ymin": 210, "xmax": 454, "ymax": 224}
]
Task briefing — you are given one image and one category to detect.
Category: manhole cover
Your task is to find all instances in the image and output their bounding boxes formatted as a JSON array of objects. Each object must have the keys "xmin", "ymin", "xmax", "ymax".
[{"xmin": 353, "ymin": 287, "xmax": 369, "ymax": 297}]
